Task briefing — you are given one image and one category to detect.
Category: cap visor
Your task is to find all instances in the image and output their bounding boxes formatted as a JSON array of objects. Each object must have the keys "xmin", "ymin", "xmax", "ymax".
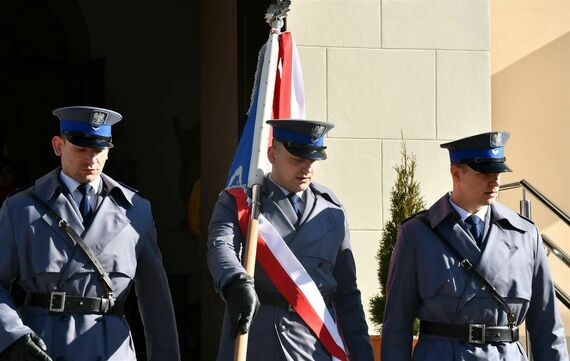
[
  {"xmin": 283, "ymin": 144, "xmax": 327, "ymax": 160},
  {"xmin": 66, "ymin": 135, "xmax": 113, "ymax": 149},
  {"xmin": 467, "ymin": 162, "xmax": 512, "ymax": 173}
]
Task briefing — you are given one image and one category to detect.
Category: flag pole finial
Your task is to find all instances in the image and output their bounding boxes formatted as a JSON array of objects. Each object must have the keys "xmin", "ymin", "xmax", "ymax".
[{"xmin": 265, "ymin": 0, "xmax": 291, "ymax": 30}]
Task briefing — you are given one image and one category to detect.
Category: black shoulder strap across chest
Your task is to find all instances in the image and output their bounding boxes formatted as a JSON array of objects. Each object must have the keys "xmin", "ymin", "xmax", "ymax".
[
  {"xmin": 418, "ymin": 214, "xmax": 516, "ymax": 327},
  {"xmin": 26, "ymin": 191, "xmax": 114, "ymax": 298}
]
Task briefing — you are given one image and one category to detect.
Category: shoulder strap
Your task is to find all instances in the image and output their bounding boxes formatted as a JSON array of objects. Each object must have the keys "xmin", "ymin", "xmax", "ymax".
[
  {"xmin": 418, "ymin": 214, "xmax": 516, "ymax": 327},
  {"xmin": 26, "ymin": 191, "xmax": 114, "ymax": 298}
]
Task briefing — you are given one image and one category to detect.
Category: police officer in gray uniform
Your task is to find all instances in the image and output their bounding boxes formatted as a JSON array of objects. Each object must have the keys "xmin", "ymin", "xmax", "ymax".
[
  {"xmin": 0, "ymin": 106, "xmax": 180, "ymax": 361},
  {"xmin": 381, "ymin": 132, "xmax": 568, "ymax": 361},
  {"xmin": 207, "ymin": 120, "xmax": 374, "ymax": 361}
]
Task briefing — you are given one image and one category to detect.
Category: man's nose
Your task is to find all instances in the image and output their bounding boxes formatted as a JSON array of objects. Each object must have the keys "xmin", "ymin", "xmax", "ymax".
[
  {"xmin": 301, "ymin": 160, "xmax": 314, "ymax": 172},
  {"xmin": 85, "ymin": 150, "xmax": 99, "ymax": 162}
]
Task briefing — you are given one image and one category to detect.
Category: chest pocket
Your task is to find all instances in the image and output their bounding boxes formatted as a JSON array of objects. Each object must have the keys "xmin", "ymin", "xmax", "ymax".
[
  {"xmin": 417, "ymin": 249, "xmax": 469, "ymax": 300},
  {"xmin": 23, "ymin": 216, "xmax": 75, "ymax": 280},
  {"xmin": 487, "ymin": 239, "xmax": 533, "ymax": 301},
  {"xmin": 292, "ymin": 209, "xmax": 343, "ymax": 261},
  {"xmin": 24, "ymin": 216, "xmax": 139, "ymax": 282}
]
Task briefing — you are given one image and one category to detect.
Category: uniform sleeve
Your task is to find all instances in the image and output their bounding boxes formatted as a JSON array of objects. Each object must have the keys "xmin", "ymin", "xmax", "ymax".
[
  {"xmin": 526, "ymin": 228, "xmax": 569, "ymax": 361},
  {"xmin": 332, "ymin": 209, "xmax": 374, "ymax": 361},
  {"xmin": 206, "ymin": 191, "xmax": 246, "ymax": 294},
  {"xmin": 134, "ymin": 210, "xmax": 181, "ymax": 361},
  {"xmin": 0, "ymin": 199, "xmax": 33, "ymax": 352},
  {"xmin": 381, "ymin": 223, "xmax": 419, "ymax": 361}
]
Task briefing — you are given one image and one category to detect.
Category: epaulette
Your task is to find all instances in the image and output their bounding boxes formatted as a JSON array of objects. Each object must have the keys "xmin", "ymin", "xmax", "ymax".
[
  {"xmin": 117, "ymin": 182, "xmax": 147, "ymax": 199},
  {"xmin": 401, "ymin": 209, "xmax": 428, "ymax": 225},
  {"xmin": 5, "ymin": 182, "xmax": 34, "ymax": 199}
]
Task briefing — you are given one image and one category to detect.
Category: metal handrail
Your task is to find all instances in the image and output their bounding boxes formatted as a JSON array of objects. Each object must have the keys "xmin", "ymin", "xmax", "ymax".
[
  {"xmin": 542, "ymin": 234, "xmax": 570, "ymax": 269},
  {"xmin": 500, "ymin": 179, "xmax": 570, "ymax": 322},
  {"xmin": 500, "ymin": 179, "xmax": 570, "ymax": 227},
  {"xmin": 554, "ymin": 284, "xmax": 570, "ymax": 310}
]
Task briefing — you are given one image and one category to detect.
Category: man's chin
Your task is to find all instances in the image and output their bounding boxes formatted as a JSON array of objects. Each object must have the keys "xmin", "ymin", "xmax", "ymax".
[
  {"xmin": 82, "ymin": 172, "xmax": 100, "ymax": 183},
  {"xmin": 298, "ymin": 182, "xmax": 311, "ymax": 191},
  {"xmin": 482, "ymin": 196, "xmax": 497, "ymax": 205}
]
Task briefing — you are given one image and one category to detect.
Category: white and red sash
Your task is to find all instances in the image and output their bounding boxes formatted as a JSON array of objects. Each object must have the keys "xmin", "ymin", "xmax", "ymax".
[{"xmin": 227, "ymin": 187, "xmax": 348, "ymax": 361}]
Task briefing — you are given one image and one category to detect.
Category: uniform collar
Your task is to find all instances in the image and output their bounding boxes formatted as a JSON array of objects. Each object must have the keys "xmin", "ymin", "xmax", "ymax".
[
  {"xmin": 489, "ymin": 201, "xmax": 531, "ymax": 232},
  {"xmin": 448, "ymin": 194, "xmax": 488, "ymax": 223},
  {"xmin": 59, "ymin": 170, "xmax": 101, "ymax": 195},
  {"xmin": 267, "ymin": 173, "xmax": 305, "ymax": 203},
  {"xmin": 100, "ymin": 173, "xmax": 135, "ymax": 206},
  {"xmin": 427, "ymin": 192, "xmax": 530, "ymax": 233},
  {"xmin": 33, "ymin": 168, "xmax": 134, "ymax": 206}
]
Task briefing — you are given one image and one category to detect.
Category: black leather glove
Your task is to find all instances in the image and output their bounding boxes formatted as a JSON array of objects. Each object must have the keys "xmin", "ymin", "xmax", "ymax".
[
  {"xmin": 222, "ymin": 273, "xmax": 260, "ymax": 337},
  {"xmin": 4, "ymin": 333, "xmax": 52, "ymax": 361}
]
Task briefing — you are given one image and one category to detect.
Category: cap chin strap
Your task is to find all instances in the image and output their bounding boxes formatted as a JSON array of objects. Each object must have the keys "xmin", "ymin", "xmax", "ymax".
[
  {"xmin": 458, "ymin": 157, "xmax": 506, "ymax": 164},
  {"xmin": 285, "ymin": 141, "xmax": 327, "ymax": 152},
  {"xmin": 62, "ymin": 131, "xmax": 112, "ymax": 142}
]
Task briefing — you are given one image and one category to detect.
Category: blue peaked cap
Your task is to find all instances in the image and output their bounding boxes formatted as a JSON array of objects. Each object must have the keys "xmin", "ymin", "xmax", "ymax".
[
  {"xmin": 267, "ymin": 119, "xmax": 334, "ymax": 160},
  {"xmin": 53, "ymin": 106, "xmax": 122, "ymax": 149},
  {"xmin": 440, "ymin": 131, "xmax": 512, "ymax": 173}
]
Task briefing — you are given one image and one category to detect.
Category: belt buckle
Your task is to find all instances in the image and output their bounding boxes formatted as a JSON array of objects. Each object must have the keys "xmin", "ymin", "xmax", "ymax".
[
  {"xmin": 49, "ymin": 292, "xmax": 66, "ymax": 312},
  {"xmin": 468, "ymin": 324, "xmax": 486, "ymax": 344}
]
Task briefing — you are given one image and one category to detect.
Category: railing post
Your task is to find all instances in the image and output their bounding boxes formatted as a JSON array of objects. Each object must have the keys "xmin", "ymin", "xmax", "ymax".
[
  {"xmin": 521, "ymin": 188, "xmax": 532, "ymax": 220},
  {"xmin": 520, "ymin": 188, "xmax": 533, "ymax": 360}
]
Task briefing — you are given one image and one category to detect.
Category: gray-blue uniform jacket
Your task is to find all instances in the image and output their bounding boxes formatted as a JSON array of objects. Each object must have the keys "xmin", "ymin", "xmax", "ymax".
[
  {"xmin": 382, "ymin": 194, "xmax": 568, "ymax": 361},
  {"xmin": 207, "ymin": 177, "xmax": 374, "ymax": 361},
  {"xmin": 0, "ymin": 169, "xmax": 180, "ymax": 361}
]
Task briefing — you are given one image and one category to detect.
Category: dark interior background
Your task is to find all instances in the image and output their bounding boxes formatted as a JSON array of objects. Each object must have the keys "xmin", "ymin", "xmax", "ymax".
[{"xmin": 0, "ymin": 1, "xmax": 273, "ymax": 360}]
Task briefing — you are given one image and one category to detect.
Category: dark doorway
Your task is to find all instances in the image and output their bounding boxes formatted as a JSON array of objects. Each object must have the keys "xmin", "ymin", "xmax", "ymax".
[
  {"xmin": 198, "ymin": 0, "xmax": 275, "ymax": 359},
  {"xmin": 0, "ymin": 1, "xmax": 201, "ymax": 360},
  {"xmin": 237, "ymin": 0, "xmax": 278, "ymax": 135}
]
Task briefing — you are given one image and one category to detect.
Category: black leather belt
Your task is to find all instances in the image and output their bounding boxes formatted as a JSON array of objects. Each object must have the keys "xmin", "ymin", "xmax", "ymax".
[
  {"xmin": 420, "ymin": 321, "xmax": 519, "ymax": 344},
  {"xmin": 256, "ymin": 289, "xmax": 331, "ymax": 312},
  {"xmin": 25, "ymin": 292, "xmax": 125, "ymax": 315}
]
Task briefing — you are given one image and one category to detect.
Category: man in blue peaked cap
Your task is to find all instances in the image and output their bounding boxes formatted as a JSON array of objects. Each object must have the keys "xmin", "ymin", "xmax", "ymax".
[
  {"xmin": 0, "ymin": 106, "xmax": 180, "ymax": 361},
  {"xmin": 382, "ymin": 131, "xmax": 568, "ymax": 361},
  {"xmin": 208, "ymin": 119, "xmax": 374, "ymax": 360}
]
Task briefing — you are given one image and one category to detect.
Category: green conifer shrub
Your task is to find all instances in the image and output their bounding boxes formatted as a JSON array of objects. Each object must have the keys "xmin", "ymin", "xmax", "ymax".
[{"xmin": 369, "ymin": 140, "xmax": 426, "ymax": 334}]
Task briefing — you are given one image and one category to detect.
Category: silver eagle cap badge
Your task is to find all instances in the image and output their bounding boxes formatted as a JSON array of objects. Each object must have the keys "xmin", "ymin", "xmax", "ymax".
[{"xmin": 90, "ymin": 111, "xmax": 108, "ymax": 129}]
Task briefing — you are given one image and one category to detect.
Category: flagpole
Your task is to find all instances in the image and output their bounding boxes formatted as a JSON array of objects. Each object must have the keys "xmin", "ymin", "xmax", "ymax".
[{"xmin": 234, "ymin": 2, "xmax": 290, "ymax": 361}]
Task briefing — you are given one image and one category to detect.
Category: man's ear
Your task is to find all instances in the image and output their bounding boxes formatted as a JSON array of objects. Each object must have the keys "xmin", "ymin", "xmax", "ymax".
[
  {"xmin": 450, "ymin": 164, "xmax": 462, "ymax": 183},
  {"xmin": 268, "ymin": 144, "xmax": 276, "ymax": 164},
  {"xmin": 52, "ymin": 136, "xmax": 64, "ymax": 156}
]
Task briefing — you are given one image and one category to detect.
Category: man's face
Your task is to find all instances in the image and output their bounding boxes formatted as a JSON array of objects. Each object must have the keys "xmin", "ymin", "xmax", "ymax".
[
  {"xmin": 268, "ymin": 141, "xmax": 317, "ymax": 193},
  {"xmin": 52, "ymin": 136, "xmax": 109, "ymax": 184},
  {"xmin": 451, "ymin": 164, "xmax": 501, "ymax": 212}
]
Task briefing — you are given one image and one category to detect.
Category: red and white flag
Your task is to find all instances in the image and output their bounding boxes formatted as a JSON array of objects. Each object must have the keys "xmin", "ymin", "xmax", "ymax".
[{"xmin": 226, "ymin": 31, "xmax": 305, "ymax": 188}]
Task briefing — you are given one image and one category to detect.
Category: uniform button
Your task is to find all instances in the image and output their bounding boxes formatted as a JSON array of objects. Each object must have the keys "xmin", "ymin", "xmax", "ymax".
[{"xmin": 59, "ymin": 315, "xmax": 69, "ymax": 321}]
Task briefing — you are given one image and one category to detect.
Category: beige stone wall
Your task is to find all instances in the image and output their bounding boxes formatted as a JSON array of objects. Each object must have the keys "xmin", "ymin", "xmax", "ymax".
[
  {"xmin": 492, "ymin": 0, "xmax": 570, "ymax": 344},
  {"xmin": 288, "ymin": 0, "xmax": 491, "ymax": 331}
]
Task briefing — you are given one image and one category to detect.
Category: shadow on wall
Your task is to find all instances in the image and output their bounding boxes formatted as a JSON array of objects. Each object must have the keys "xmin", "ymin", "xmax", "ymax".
[
  {"xmin": 492, "ymin": 31, "xmax": 570, "ymax": 222},
  {"xmin": 492, "ymin": 30, "xmax": 570, "ymax": 354}
]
